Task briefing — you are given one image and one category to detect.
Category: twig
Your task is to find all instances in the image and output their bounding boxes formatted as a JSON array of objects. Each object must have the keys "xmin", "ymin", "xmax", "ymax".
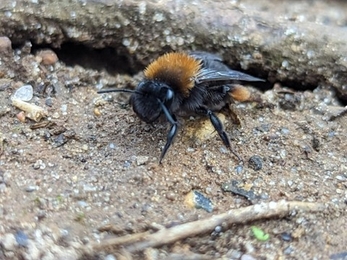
[
  {"xmin": 93, "ymin": 231, "xmax": 151, "ymax": 250},
  {"xmin": 12, "ymin": 98, "xmax": 47, "ymax": 122},
  {"xmin": 92, "ymin": 200, "xmax": 325, "ymax": 253}
]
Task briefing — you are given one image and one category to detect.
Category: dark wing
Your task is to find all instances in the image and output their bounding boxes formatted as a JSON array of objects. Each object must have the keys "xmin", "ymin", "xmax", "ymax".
[
  {"xmin": 195, "ymin": 68, "xmax": 265, "ymax": 87},
  {"xmin": 189, "ymin": 51, "xmax": 229, "ymax": 72},
  {"xmin": 189, "ymin": 51, "xmax": 223, "ymax": 63},
  {"xmin": 189, "ymin": 51, "xmax": 264, "ymax": 86}
]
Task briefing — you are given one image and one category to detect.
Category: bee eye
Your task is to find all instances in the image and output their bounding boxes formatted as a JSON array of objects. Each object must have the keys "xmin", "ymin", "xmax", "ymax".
[{"xmin": 166, "ymin": 89, "xmax": 174, "ymax": 101}]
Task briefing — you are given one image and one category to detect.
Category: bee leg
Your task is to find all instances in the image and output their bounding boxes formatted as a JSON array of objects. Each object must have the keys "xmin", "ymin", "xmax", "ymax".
[
  {"xmin": 160, "ymin": 122, "xmax": 178, "ymax": 164},
  {"xmin": 197, "ymin": 108, "xmax": 243, "ymax": 164},
  {"xmin": 158, "ymin": 101, "xmax": 178, "ymax": 164}
]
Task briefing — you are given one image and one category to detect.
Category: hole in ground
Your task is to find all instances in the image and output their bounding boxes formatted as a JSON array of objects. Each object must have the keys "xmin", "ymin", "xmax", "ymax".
[{"xmin": 33, "ymin": 42, "xmax": 139, "ymax": 75}]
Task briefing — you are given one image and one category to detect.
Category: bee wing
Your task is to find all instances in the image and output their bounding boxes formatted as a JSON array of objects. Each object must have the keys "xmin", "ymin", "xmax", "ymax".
[
  {"xmin": 195, "ymin": 68, "xmax": 265, "ymax": 86},
  {"xmin": 189, "ymin": 51, "xmax": 223, "ymax": 63}
]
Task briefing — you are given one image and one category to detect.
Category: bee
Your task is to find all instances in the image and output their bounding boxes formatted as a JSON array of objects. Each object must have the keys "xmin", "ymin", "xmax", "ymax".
[{"xmin": 98, "ymin": 52, "xmax": 264, "ymax": 164}]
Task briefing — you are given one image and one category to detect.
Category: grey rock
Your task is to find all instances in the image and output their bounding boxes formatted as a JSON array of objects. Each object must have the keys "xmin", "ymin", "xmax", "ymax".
[
  {"xmin": 26, "ymin": 185, "xmax": 39, "ymax": 192},
  {"xmin": 12, "ymin": 84, "xmax": 33, "ymax": 101},
  {"xmin": 15, "ymin": 230, "xmax": 29, "ymax": 247},
  {"xmin": 105, "ymin": 255, "xmax": 117, "ymax": 260},
  {"xmin": 23, "ymin": 240, "xmax": 41, "ymax": 260},
  {"xmin": 0, "ymin": 1, "xmax": 346, "ymax": 98},
  {"xmin": 0, "ymin": 183, "xmax": 7, "ymax": 193},
  {"xmin": 0, "ymin": 36, "xmax": 12, "ymax": 53},
  {"xmin": 0, "ymin": 233, "xmax": 17, "ymax": 251},
  {"xmin": 136, "ymin": 155, "xmax": 149, "ymax": 166}
]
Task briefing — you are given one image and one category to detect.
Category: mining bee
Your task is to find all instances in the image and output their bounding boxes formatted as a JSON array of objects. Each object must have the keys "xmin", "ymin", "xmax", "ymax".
[{"xmin": 98, "ymin": 52, "xmax": 264, "ymax": 163}]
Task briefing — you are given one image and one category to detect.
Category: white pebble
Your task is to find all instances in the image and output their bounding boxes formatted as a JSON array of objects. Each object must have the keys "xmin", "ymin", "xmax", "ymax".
[
  {"xmin": 12, "ymin": 85, "xmax": 33, "ymax": 101},
  {"xmin": 136, "ymin": 156, "xmax": 149, "ymax": 166},
  {"xmin": 241, "ymin": 254, "xmax": 257, "ymax": 260},
  {"xmin": 0, "ymin": 233, "xmax": 17, "ymax": 251},
  {"xmin": 105, "ymin": 255, "xmax": 117, "ymax": 260}
]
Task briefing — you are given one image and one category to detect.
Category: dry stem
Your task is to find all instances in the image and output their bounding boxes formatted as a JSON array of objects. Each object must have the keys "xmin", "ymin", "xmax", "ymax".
[
  {"xmin": 12, "ymin": 98, "xmax": 47, "ymax": 122},
  {"xmin": 92, "ymin": 200, "xmax": 326, "ymax": 253}
]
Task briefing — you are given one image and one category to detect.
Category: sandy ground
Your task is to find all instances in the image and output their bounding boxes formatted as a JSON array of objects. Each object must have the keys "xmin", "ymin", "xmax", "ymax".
[
  {"xmin": 0, "ymin": 40, "xmax": 346, "ymax": 260},
  {"xmin": 2, "ymin": 0, "xmax": 347, "ymax": 256}
]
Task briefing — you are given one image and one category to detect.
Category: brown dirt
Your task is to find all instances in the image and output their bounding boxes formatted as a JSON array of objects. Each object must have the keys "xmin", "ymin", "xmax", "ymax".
[{"xmin": 0, "ymin": 45, "xmax": 347, "ymax": 259}]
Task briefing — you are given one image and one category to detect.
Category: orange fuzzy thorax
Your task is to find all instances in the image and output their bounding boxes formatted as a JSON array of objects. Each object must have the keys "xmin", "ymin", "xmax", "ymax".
[{"xmin": 144, "ymin": 53, "xmax": 202, "ymax": 96}]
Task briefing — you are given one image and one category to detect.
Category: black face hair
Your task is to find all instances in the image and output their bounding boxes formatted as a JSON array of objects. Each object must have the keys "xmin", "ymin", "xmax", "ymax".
[
  {"xmin": 98, "ymin": 83, "xmax": 177, "ymax": 163},
  {"xmin": 98, "ymin": 52, "xmax": 265, "ymax": 164}
]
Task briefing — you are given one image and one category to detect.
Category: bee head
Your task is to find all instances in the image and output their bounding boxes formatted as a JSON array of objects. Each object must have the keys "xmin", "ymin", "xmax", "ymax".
[{"xmin": 131, "ymin": 80, "xmax": 174, "ymax": 123}]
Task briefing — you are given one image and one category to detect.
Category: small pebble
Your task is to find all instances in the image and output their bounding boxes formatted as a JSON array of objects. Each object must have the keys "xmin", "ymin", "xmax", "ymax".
[
  {"xmin": 0, "ymin": 36, "xmax": 12, "ymax": 53},
  {"xmin": 256, "ymin": 123, "xmax": 270, "ymax": 132},
  {"xmin": 166, "ymin": 192, "xmax": 176, "ymax": 201},
  {"xmin": 54, "ymin": 134, "xmax": 68, "ymax": 147},
  {"xmin": 1, "ymin": 233, "xmax": 16, "ymax": 251},
  {"xmin": 12, "ymin": 85, "xmax": 33, "ymax": 101},
  {"xmin": 61, "ymin": 104, "xmax": 68, "ymax": 115},
  {"xmin": 60, "ymin": 229, "xmax": 69, "ymax": 237},
  {"xmin": 16, "ymin": 111, "xmax": 26, "ymax": 123},
  {"xmin": 292, "ymin": 226, "xmax": 305, "ymax": 238},
  {"xmin": 184, "ymin": 190, "xmax": 214, "ymax": 213},
  {"xmin": 83, "ymin": 184, "xmax": 97, "ymax": 192},
  {"xmin": 81, "ymin": 236, "xmax": 90, "ymax": 245},
  {"xmin": 25, "ymin": 240, "xmax": 40, "ymax": 259},
  {"xmin": 336, "ymin": 175, "xmax": 347, "ymax": 181},
  {"xmin": 226, "ymin": 249, "xmax": 242, "ymax": 259},
  {"xmin": 283, "ymin": 245, "xmax": 294, "ymax": 255},
  {"xmin": 82, "ymin": 144, "xmax": 89, "ymax": 151},
  {"xmin": 0, "ymin": 78, "xmax": 12, "ymax": 90},
  {"xmin": 37, "ymin": 210, "xmax": 46, "ymax": 221},
  {"xmin": 136, "ymin": 156, "xmax": 149, "ymax": 166},
  {"xmin": 312, "ymin": 137, "xmax": 320, "ymax": 151},
  {"xmin": 123, "ymin": 160, "xmax": 131, "ymax": 168},
  {"xmin": 330, "ymin": 251, "xmax": 347, "ymax": 260},
  {"xmin": 241, "ymin": 254, "xmax": 257, "ymax": 260},
  {"xmin": 77, "ymin": 201, "xmax": 89, "ymax": 208},
  {"xmin": 0, "ymin": 183, "xmax": 6, "ymax": 193},
  {"xmin": 33, "ymin": 159, "xmax": 46, "ymax": 170},
  {"xmin": 280, "ymin": 127, "xmax": 290, "ymax": 135},
  {"xmin": 281, "ymin": 232, "xmax": 292, "ymax": 241},
  {"xmin": 235, "ymin": 165, "xmax": 243, "ymax": 174},
  {"xmin": 45, "ymin": 97, "xmax": 53, "ymax": 107},
  {"xmin": 186, "ymin": 147, "xmax": 195, "ymax": 152},
  {"xmin": 248, "ymin": 155, "xmax": 263, "ymax": 171},
  {"xmin": 15, "ymin": 230, "xmax": 29, "ymax": 247},
  {"xmin": 221, "ymin": 180, "xmax": 258, "ymax": 201},
  {"xmin": 214, "ymin": 225, "xmax": 222, "ymax": 233},
  {"xmin": 94, "ymin": 107, "xmax": 101, "ymax": 116},
  {"xmin": 105, "ymin": 254, "xmax": 117, "ymax": 260},
  {"xmin": 219, "ymin": 146, "xmax": 228, "ymax": 154},
  {"xmin": 244, "ymin": 241, "xmax": 255, "ymax": 253},
  {"xmin": 26, "ymin": 185, "xmax": 39, "ymax": 192},
  {"xmin": 36, "ymin": 49, "xmax": 59, "ymax": 65}
]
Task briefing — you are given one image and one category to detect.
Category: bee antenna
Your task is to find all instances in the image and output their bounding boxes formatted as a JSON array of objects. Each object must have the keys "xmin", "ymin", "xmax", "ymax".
[{"xmin": 97, "ymin": 88, "xmax": 143, "ymax": 95}]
